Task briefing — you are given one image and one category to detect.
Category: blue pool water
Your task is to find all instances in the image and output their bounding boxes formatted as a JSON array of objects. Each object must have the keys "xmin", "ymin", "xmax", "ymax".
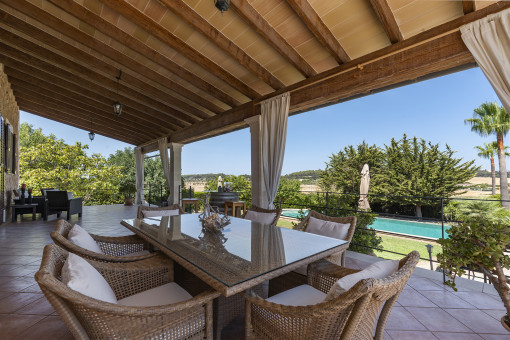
[{"xmin": 281, "ymin": 209, "xmax": 449, "ymax": 239}]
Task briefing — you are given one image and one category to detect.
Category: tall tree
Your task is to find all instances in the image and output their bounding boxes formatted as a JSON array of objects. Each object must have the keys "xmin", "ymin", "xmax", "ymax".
[
  {"xmin": 378, "ymin": 135, "xmax": 478, "ymax": 217},
  {"xmin": 466, "ymin": 102, "xmax": 510, "ymax": 208},
  {"xmin": 475, "ymin": 142, "xmax": 509, "ymax": 195}
]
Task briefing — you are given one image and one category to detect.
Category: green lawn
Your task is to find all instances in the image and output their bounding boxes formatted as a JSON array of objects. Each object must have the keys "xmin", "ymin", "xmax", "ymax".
[
  {"xmin": 277, "ymin": 218, "xmax": 296, "ymax": 229},
  {"xmin": 375, "ymin": 234, "xmax": 439, "ymax": 261}
]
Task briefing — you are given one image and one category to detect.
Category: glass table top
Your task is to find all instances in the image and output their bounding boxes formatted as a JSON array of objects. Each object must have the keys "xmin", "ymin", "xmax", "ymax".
[{"xmin": 122, "ymin": 214, "xmax": 347, "ymax": 287}]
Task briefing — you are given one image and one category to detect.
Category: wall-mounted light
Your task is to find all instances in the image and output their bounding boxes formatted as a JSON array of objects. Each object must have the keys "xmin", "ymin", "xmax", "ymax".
[{"xmin": 113, "ymin": 70, "xmax": 123, "ymax": 116}]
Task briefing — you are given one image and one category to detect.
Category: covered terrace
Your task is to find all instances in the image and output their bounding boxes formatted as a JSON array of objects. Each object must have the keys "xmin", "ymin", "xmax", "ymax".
[{"xmin": 1, "ymin": 0, "xmax": 510, "ymax": 338}]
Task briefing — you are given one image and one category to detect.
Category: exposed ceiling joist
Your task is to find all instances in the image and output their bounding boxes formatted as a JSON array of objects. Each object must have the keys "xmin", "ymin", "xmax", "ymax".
[
  {"xmin": 100, "ymin": 0, "xmax": 263, "ymax": 99},
  {"xmin": 368, "ymin": 0, "xmax": 403, "ymax": 43},
  {"xmin": 230, "ymin": 0, "xmax": 317, "ymax": 78},
  {"xmin": 285, "ymin": 0, "xmax": 350, "ymax": 64},
  {"xmin": 463, "ymin": 1, "xmax": 476, "ymax": 14}
]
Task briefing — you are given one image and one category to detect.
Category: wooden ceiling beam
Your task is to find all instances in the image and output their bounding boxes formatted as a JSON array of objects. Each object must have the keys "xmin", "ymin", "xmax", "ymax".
[
  {"xmin": 0, "ymin": 52, "xmax": 180, "ymax": 132},
  {"xmin": 285, "ymin": 0, "xmax": 350, "ymax": 64},
  {"xmin": 16, "ymin": 99, "xmax": 142, "ymax": 145},
  {"xmin": 230, "ymin": 0, "xmax": 316, "ymax": 77},
  {"xmin": 4, "ymin": 1, "xmax": 225, "ymax": 115},
  {"xmin": 45, "ymin": 0, "xmax": 244, "ymax": 108},
  {"xmin": 0, "ymin": 11, "xmax": 207, "ymax": 123},
  {"xmin": 8, "ymin": 75, "xmax": 162, "ymax": 139},
  {"xmin": 100, "ymin": 0, "xmax": 262, "ymax": 99},
  {"xmin": 463, "ymin": 1, "xmax": 476, "ymax": 14},
  {"xmin": 0, "ymin": 29, "xmax": 197, "ymax": 127},
  {"xmin": 157, "ymin": 0, "xmax": 284, "ymax": 89},
  {"xmin": 368, "ymin": 0, "xmax": 403, "ymax": 43},
  {"xmin": 13, "ymin": 90, "xmax": 151, "ymax": 143}
]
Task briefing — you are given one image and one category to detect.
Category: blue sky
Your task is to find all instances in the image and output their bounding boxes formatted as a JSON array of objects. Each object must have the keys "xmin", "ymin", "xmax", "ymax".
[{"xmin": 20, "ymin": 66, "xmax": 501, "ymax": 175}]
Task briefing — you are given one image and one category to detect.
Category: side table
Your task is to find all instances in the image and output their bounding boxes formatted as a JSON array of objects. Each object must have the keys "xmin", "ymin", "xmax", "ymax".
[
  {"xmin": 182, "ymin": 198, "xmax": 199, "ymax": 213},
  {"xmin": 224, "ymin": 201, "xmax": 246, "ymax": 217},
  {"xmin": 12, "ymin": 203, "xmax": 38, "ymax": 222}
]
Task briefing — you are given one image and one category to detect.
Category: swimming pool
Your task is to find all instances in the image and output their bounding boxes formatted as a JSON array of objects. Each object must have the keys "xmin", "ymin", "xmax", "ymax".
[{"xmin": 281, "ymin": 209, "xmax": 449, "ymax": 239}]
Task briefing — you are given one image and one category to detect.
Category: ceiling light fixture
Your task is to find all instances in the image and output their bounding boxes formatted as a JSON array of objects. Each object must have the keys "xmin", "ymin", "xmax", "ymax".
[
  {"xmin": 214, "ymin": 0, "xmax": 230, "ymax": 14},
  {"xmin": 113, "ymin": 69, "xmax": 123, "ymax": 116},
  {"xmin": 88, "ymin": 116, "xmax": 95, "ymax": 141}
]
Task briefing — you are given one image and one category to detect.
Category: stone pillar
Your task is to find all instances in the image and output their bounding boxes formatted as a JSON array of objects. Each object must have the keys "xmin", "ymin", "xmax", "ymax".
[
  {"xmin": 245, "ymin": 116, "xmax": 267, "ymax": 208},
  {"xmin": 168, "ymin": 143, "xmax": 183, "ymax": 205}
]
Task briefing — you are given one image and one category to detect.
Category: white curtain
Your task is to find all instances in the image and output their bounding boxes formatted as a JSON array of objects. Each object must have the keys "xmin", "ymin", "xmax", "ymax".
[
  {"xmin": 158, "ymin": 137, "xmax": 172, "ymax": 201},
  {"xmin": 260, "ymin": 92, "xmax": 290, "ymax": 209},
  {"xmin": 461, "ymin": 9, "xmax": 510, "ymax": 112},
  {"xmin": 134, "ymin": 147, "xmax": 144, "ymax": 205}
]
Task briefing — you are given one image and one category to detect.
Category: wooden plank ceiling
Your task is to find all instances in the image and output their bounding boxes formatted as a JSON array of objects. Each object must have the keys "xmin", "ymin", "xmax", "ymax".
[{"xmin": 0, "ymin": 0, "xmax": 506, "ymax": 149}]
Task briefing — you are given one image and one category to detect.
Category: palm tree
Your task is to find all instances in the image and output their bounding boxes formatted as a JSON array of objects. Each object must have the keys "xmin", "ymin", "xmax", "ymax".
[
  {"xmin": 466, "ymin": 102, "xmax": 510, "ymax": 208},
  {"xmin": 475, "ymin": 142, "xmax": 500, "ymax": 195}
]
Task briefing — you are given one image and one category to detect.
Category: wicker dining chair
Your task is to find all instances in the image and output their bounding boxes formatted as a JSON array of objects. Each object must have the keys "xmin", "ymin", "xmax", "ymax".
[
  {"xmin": 269, "ymin": 211, "xmax": 357, "ymax": 296},
  {"xmin": 137, "ymin": 204, "xmax": 185, "ymax": 219},
  {"xmin": 35, "ymin": 244, "xmax": 220, "ymax": 340},
  {"xmin": 241, "ymin": 204, "xmax": 282, "ymax": 226},
  {"xmin": 244, "ymin": 251, "xmax": 420, "ymax": 340},
  {"xmin": 51, "ymin": 219, "xmax": 156, "ymax": 263}
]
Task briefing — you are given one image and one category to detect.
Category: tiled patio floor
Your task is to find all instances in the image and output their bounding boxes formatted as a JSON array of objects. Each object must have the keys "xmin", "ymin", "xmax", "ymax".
[{"xmin": 0, "ymin": 205, "xmax": 507, "ymax": 339}]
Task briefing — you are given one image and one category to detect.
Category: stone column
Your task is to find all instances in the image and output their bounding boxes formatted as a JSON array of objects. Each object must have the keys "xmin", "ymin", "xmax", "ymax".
[
  {"xmin": 168, "ymin": 143, "xmax": 183, "ymax": 205},
  {"xmin": 245, "ymin": 116, "xmax": 267, "ymax": 208}
]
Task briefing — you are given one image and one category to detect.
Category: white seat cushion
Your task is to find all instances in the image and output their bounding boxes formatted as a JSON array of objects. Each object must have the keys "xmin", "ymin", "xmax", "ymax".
[
  {"xmin": 244, "ymin": 210, "xmax": 275, "ymax": 225},
  {"xmin": 326, "ymin": 259, "xmax": 399, "ymax": 300},
  {"xmin": 120, "ymin": 250, "xmax": 151, "ymax": 257},
  {"xmin": 62, "ymin": 253, "xmax": 117, "ymax": 304},
  {"xmin": 118, "ymin": 282, "xmax": 192, "ymax": 307},
  {"xmin": 306, "ymin": 216, "xmax": 350, "ymax": 240},
  {"xmin": 67, "ymin": 224, "xmax": 104, "ymax": 254},
  {"xmin": 266, "ymin": 284, "xmax": 326, "ymax": 306},
  {"xmin": 142, "ymin": 209, "xmax": 180, "ymax": 218}
]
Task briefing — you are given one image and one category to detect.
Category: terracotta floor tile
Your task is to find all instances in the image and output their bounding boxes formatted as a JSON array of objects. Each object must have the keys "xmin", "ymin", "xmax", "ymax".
[
  {"xmin": 406, "ymin": 277, "xmax": 446, "ymax": 291},
  {"xmin": 385, "ymin": 307, "xmax": 427, "ymax": 331},
  {"xmin": 397, "ymin": 289, "xmax": 437, "ymax": 308},
  {"xmin": 433, "ymin": 331, "xmax": 483, "ymax": 339},
  {"xmin": 405, "ymin": 307, "xmax": 472, "ymax": 332},
  {"xmin": 445, "ymin": 309, "xmax": 508, "ymax": 334},
  {"xmin": 385, "ymin": 330, "xmax": 437, "ymax": 339},
  {"xmin": 0, "ymin": 292, "xmax": 44, "ymax": 313},
  {"xmin": 17, "ymin": 316, "xmax": 69, "ymax": 340},
  {"xmin": 15, "ymin": 296, "xmax": 54, "ymax": 315},
  {"xmin": 454, "ymin": 292, "xmax": 506, "ymax": 310},
  {"xmin": 420, "ymin": 290, "xmax": 476, "ymax": 309},
  {"xmin": 0, "ymin": 314, "xmax": 46, "ymax": 338}
]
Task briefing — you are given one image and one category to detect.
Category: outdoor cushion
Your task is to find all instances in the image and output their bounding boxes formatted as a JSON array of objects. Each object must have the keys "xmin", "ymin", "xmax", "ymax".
[
  {"xmin": 306, "ymin": 216, "xmax": 350, "ymax": 240},
  {"xmin": 118, "ymin": 282, "xmax": 192, "ymax": 307},
  {"xmin": 68, "ymin": 224, "xmax": 104, "ymax": 254},
  {"xmin": 120, "ymin": 250, "xmax": 151, "ymax": 257},
  {"xmin": 266, "ymin": 284, "xmax": 326, "ymax": 306},
  {"xmin": 142, "ymin": 209, "xmax": 180, "ymax": 218},
  {"xmin": 325, "ymin": 259, "xmax": 399, "ymax": 300},
  {"xmin": 62, "ymin": 253, "xmax": 118, "ymax": 304},
  {"xmin": 244, "ymin": 210, "xmax": 275, "ymax": 225}
]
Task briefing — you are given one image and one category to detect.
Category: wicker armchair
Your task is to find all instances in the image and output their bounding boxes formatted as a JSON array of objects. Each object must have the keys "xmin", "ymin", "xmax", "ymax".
[
  {"xmin": 241, "ymin": 204, "xmax": 282, "ymax": 226},
  {"xmin": 51, "ymin": 220, "xmax": 156, "ymax": 263},
  {"xmin": 244, "ymin": 251, "xmax": 420, "ymax": 340},
  {"xmin": 137, "ymin": 204, "xmax": 185, "ymax": 219},
  {"xmin": 35, "ymin": 244, "xmax": 220, "ymax": 340},
  {"xmin": 269, "ymin": 211, "xmax": 357, "ymax": 296}
]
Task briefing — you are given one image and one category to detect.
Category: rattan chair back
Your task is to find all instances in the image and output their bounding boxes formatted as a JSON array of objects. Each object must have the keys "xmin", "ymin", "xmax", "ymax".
[
  {"xmin": 51, "ymin": 220, "xmax": 155, "ymax": 263},
  {"xmin": 241, "ymin": 204, "xmax": 282, "ymax": 226},
  {"xmin": 137, "ymin": 204, "xmax": 185, "ymax": 219},
  {"xmin": 35, "ymin": 244, "xmax": 219, "ymax": 340}
]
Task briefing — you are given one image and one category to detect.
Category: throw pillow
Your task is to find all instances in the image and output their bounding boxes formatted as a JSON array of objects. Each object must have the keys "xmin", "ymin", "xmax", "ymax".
[
  {"xmin": 306, "ymin": 216, "xmax": 350, "ymax": 240},
  {"xmin": 325, "ymin": 259, "xmax": 399, "ymax": 300},
  {"xmin": 61, "ymin": 253, "xmax": 118, "ymax": 304},
  {"xmin": 142, "ymin": 209, "xmax": 180, "ymax": 218},
  {"xmin": 68, "ymin": 224, "xmax": 104, "ymax": 254}
]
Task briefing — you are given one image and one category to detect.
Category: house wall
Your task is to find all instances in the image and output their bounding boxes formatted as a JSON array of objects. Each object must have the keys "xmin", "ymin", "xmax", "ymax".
[{"xmin": 0, "ymin": 63, "xmax": 20, "ymax": 223}]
